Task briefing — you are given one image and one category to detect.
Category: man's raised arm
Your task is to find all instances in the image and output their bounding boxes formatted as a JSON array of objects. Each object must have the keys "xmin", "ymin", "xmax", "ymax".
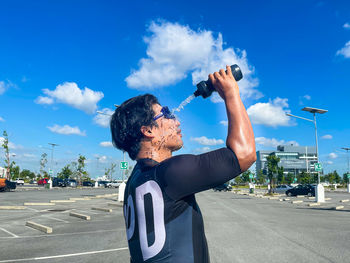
[{"xmin": 209, "ymin": 65, "xmax": 256, "ymax": 172}]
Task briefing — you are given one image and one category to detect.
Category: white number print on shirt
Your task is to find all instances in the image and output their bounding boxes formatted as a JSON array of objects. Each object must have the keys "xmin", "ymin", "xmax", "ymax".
[{"xmin": 124, "ymin": 180, "xmax": 166, "ymax": 261}]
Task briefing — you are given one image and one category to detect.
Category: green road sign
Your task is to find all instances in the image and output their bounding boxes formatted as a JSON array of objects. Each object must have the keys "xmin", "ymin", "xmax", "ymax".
[
  {"xmin": 315, "ymin": 163, "xmax": 323, "ymax": 172},
  {"xmin": 293, "ymin": 177, "xmax": 297, "ymax": 183},
  {"xmin": 120, "ymin": 161, "xmax": 128, "ymax": 170},
  {"xmin": 347, "ymin": 173, "xmax": 350, "ymax": 179},
  {"xmin": 48, "ymin": 169, "xmax": 53, "ymax": 175},
  {"xmin": 249, "ymin": 174, "xmax": 253, "ymax": 179}
]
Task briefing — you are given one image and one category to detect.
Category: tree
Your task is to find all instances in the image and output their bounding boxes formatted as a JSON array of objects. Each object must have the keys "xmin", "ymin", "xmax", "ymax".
[
  {"xmin": 77, "ymin": 155, "xmax": 88, "ymax": 185},
  {"xmin": 298, "ymin": 171, "xmax": 311, "ymax": 184},
  {"xmin": 256, "ymin": 169, "xmax": 265, "ymax": 185},
  {"xmin": 266, "ymin": 155, "xmax": 280, "ymax": 192},
  {"xmin": 104, "ymin": 163, "xmax": 117, "ymax": 181},
  {"xmin": 241, "ymin": 170, "xmax": 251, "ymax": 183},
  {"xmin": 40, "ymin": 153, "xmax": 48, "ymax": 178},
  {"xmin": 277, "ymin": 166, "xmax": 284, "ymax": 184},
  {"xmin": 234, "ymin": 175, "xmax": 243, "ymax": 185},
  {"xmin": 2, "ymin": 131, "xmax": 16, "ymax": 180},
  {"xmin": 57, "ymin": 165, "xmax": 73, "ymax": 179},
  {"xmin": 11, "ymin": 165, "xmax": 20, "ymax": 179},
  {"xmin": 20, "ymin": 169, "xmax": 36, "ymax": 181},
  {"xmin": 343, "ymin": 173, "xmax": 349, "ymax": 184},
  {"xmin": 285, "ymin": 173, "xmax": 294, "ymax": 185}
]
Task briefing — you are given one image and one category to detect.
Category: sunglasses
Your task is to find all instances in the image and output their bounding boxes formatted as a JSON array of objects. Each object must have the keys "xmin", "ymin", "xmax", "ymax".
[{"xmin": 153, "ymin": 106, "xmax": 176, "ymax": 121}]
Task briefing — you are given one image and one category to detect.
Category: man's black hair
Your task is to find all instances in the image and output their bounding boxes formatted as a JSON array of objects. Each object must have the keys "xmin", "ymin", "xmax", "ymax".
[{"xmin": 110, "ymin": 94, "xmax": 159, "ymax": 160}]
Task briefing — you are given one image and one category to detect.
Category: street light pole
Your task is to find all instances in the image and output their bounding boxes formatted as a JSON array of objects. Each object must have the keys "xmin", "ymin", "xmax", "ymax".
[
  {"xmin": 48, "ymin": 143, "xmax": 59, "ymax": 178},
  {"xmin": 286, "ymin": 106, "xmax": 328, "ymax": 202}
]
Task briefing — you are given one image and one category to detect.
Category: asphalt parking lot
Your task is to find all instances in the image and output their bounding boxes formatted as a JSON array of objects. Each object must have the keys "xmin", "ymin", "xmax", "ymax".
[{"xmin": 0, "ymin": 187, "xmax": 349, "ymax": 263}]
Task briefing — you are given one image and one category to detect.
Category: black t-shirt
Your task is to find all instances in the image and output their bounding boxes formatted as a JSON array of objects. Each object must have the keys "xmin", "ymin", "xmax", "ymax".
[{"xmin": 123, "ymin": 147, "xmax": 241, "ymax": 263}]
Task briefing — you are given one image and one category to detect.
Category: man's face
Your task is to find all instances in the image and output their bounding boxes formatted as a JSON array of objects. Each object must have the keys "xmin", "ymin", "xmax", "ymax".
[{"xmin": 151, "ymin": 104, "xmax": 183, "ymax": 152}]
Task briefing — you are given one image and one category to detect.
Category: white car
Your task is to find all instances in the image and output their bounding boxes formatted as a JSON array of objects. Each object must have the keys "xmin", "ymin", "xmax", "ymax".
[
  {"xmin": 272, "ymin": 184, "xmax": 293, "ymax": 194},
  {"xmin": 15, "ymin": 178, "xmax": 25, "ymax": 185}
]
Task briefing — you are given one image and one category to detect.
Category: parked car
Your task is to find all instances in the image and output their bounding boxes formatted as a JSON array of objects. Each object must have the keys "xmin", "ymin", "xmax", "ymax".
[
  {"xmin": 0, "ymin": 178, "xmax": 16, "ymax": 191},
  {"xmin": 64, "ymin": 179, "xmax": 77, "ymax": 187},
  {"xmin": 37, "ymin": 178, "xmax": 49, "ymax": 185},
  {"xmin": 29, "ymin": 179, "xmax": 37, "ymax": 184},
  {"xmin": 285, "ymin": 184, "xmax": 316, "ymax": 197},
  {"xmin": 272, "ymin": 184, "xmax": 293, "ymax": 194},
  {"xmin": 106, "ymin": 181, "xmax": 120, "ymax": 188},
  {"xmin": 97, "ymin": 181, "xmax": 109, "ymax": 188},
  {"xmin": 52, "ymin": 178, "xmax": 66, "ymax": 187},
  {"xmin": 82, "ymin": 181, "xmax": 94, "ymax": 187},
  {"xmin": 213, "ymin": 183, "xmax": 232, "ymax": 192},
  {"xmin": 15, "ymin": 178, "xmax": 25, "ymax": 185}
]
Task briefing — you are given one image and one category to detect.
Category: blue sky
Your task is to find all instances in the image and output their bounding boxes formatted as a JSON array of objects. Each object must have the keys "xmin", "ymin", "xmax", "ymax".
[{"xmin": 0, "ymin": 0, "xmax": 349, "ymax": 178}]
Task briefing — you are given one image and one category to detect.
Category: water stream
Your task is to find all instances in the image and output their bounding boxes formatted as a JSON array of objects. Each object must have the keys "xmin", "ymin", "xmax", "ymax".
[{"xmin": 172, "ymin": 94, "xmax": 195, "ymax": 113}]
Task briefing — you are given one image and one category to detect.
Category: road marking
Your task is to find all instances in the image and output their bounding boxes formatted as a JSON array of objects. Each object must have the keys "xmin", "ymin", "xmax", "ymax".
[
  {"xmin": 0, "ymin": 247, "xmax": 129, "ymax": 262},
  {"xmin": 41, "ymin": 215, "xmax": 69, "ymax": 223},
  {"xmin": 0, "ymin": 227, "xmax": 18, "ymax": 238},
  {"xmin": 0, "ymin": 228, "xmax": 122, "ymax": 239}
]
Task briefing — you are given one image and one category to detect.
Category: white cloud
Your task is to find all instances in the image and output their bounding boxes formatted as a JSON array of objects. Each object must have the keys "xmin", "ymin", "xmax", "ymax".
[
  {"xmin": 321, "ymin": 134, "xmax": 332, "ymax": 140},
  {"xmin": 100, "ymin": 141, "xmax": 113, "ymax": 147},
  {"xmin": 328, "ymin": 152, "xmax": 337, "ymax": 159},
  {"xmin": 303, "ymin": 95, "xmax": 311, "ymax": 100},
  {"xmin": 191, "ymin": 136, "xmax": 224, "ymax": 146},
  {"xmin": 255, "ymin": 137, "xmax": 299, "ymax": 148},
  {"xmin": 23, "ymin": 153, "xmax": 36, "ymax": 158},
  {"xmin": 220, "ymin": 120, "xmax": 228, "ymax": 126},
  {"xmin": 47, "ymin": 124, "xmax": 86, "ymax": 136},
  {"xmin": 37, "ymin": 82, "xmax": 104, "ymax": 114},
  {"xmin": 0, "ymin": 80, "xmax": 16, "ymax": 95},
  {"xmin": 35, "ymin": 96, "xmax": 54, "ymax": 105},
  {"xmin": 93, "ymin": 108, "xmax": 114, "ymax": 128},
  {"xmin": 326, "ymin": 161, "xmax": 333, "ymax": 165},
  {"xmin": 0, "ymin": 117, "xmax": 4, "ymax": 122},
  {"xmin": 343, "ymin": 23, "xmax": 350, "ymax": 29},
  {"xmin": 125, "ymin": 20, "xmax": 261, "ymax": 100},
  {"xmin": 247, "ymin": 97, "xmax": 293, "ymax": 127},
  {"xmin": 336, "ymin": 41, "xmax": 350, "ymax": 58},
  {"xmin": 194, "ymin": 147, "xmax": 211, "ymax": 153}
]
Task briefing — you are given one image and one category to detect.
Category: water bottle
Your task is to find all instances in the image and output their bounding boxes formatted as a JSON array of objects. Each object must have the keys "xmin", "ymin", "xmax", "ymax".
[{"xmin": 194, "ymin": 64, "xmax": 243, "ymax": 98}]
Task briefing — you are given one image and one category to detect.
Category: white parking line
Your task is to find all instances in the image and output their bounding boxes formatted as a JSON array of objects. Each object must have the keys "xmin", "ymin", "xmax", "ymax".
[
  {"xmin": 0, "ymin": 247, "xmax": 128, "ymax": 262},
  {"xmin": 0, "ymin": 228, "xmax": 122, "ymax": 239},
  {"xmin": 41, "ymin": 215, "xmax": 69, "ymax": 223},
  {"xmin": 0, "ymin": 227, "xmax": 18, "ymax": 238}
]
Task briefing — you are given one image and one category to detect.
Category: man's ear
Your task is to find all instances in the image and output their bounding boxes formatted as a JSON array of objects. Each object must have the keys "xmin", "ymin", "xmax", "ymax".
[{"xmin": 140, "ymin": 126, "xmax": 154, "ymax": 138}]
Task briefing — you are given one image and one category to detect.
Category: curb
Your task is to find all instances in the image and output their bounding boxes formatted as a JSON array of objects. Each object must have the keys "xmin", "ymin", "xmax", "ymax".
[
  {"xmin": 0, "ymin": 206, "xmax": 26, "ymax": 210},
  {"xmin": 92, "ymin": 207, "xmax": 112, "ymax": 212},
  {"xmin": 24, "ymin": 203, "xmax": 55, "ymax": 206},
  {"xmin": 26, "ymin": 221, "xmax": 52, "ymax": 234},
  {"xmin": 69, "ymin": 212, "xmax": 91, "ymax": 220}
]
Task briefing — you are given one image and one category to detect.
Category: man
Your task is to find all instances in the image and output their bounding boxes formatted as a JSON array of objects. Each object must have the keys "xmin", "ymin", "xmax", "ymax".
[{"xmin": 110, "ymin": 65, "xmax": 256, "ymax": 262}]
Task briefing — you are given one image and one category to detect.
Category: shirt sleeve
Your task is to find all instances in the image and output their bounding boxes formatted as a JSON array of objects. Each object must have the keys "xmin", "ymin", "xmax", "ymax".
[{"xmin": 156, "ymin": 147, "xmax": 242, "ymax": 200}]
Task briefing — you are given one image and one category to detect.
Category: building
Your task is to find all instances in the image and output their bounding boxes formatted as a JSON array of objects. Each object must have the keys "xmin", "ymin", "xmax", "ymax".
[{"xmin": 256, "ymin": 145, "xmax": 318, "ymax": 175}]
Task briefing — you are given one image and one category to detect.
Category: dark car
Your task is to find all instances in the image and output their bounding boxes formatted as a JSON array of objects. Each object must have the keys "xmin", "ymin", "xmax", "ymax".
[
  {"xmin": 213, "ymin": 183, "xmax": 232, "ymax": 192},
  {"xmin": 52, "ymin": 178, "xmax": 66, "ymax": 187},
  {"xmin": 97, "ymin": 181, "xmax": 109, "ymax": 188},
  {"xmin": 64, "ymin": 179, "xmax": 78, "ymax": 187},
  {"xmin": 82, "ymin": 181, "xmax": 94, "ymax": 187},
  {"xmin": 285, "ymin": 184, "xmax": 315, "ymax": 197}
]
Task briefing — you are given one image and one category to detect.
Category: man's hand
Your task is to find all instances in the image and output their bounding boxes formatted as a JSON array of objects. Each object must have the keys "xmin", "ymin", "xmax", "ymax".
[{"xmin": 208, "ymin": 65, "xmax": 239, "ymax": 101}]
